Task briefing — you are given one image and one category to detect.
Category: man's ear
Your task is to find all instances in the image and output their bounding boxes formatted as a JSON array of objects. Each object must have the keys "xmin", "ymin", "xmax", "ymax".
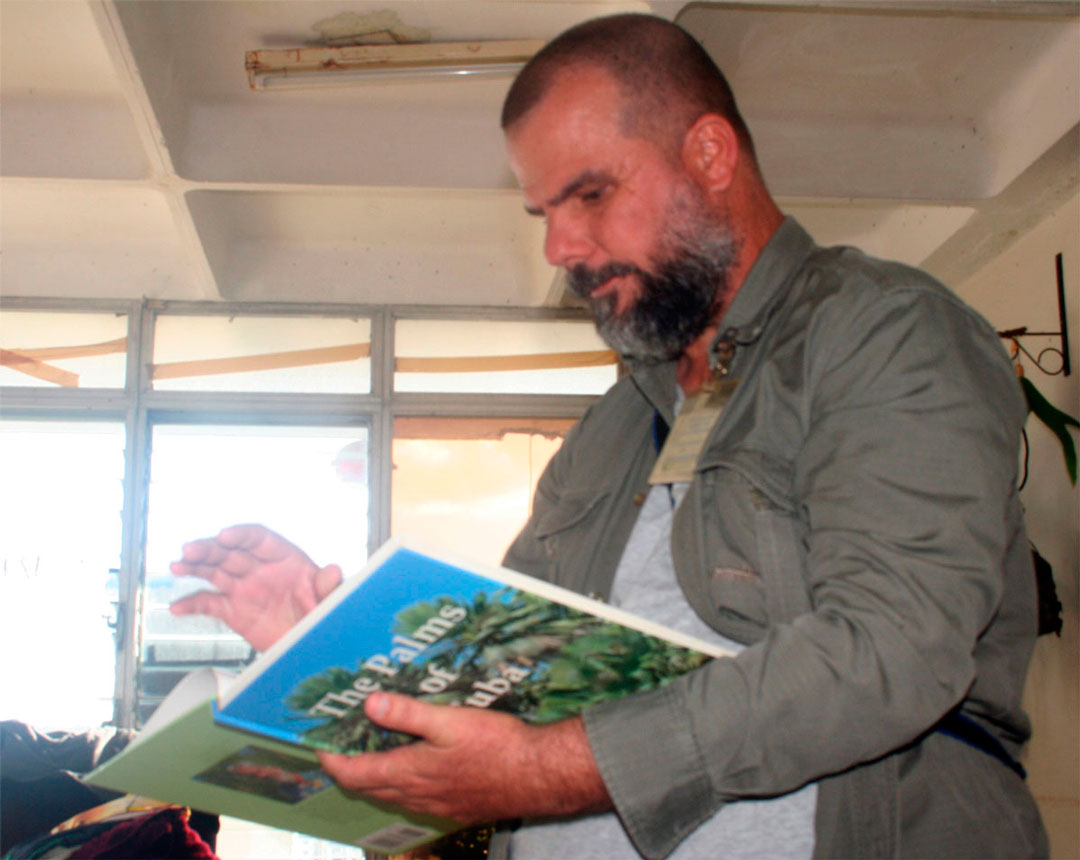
[{"xmin": 681, "ymin": 114, "xmax": 739, "ymax": 194}]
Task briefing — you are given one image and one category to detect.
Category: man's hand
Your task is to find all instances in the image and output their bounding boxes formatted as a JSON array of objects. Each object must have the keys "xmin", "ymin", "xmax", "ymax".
[
  {"xmin": 318, "ymin": 692, "xmax": 612, "ymax": 824},
  {"xmin": 169, "ymin": 524, "xmax": 342, "ymax": 652}
]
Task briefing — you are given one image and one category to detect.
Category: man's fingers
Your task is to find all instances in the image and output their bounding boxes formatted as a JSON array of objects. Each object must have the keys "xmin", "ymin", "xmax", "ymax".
[
  {"xmin": 317, "ymin": 750, "xmax": 384, "ymax": 791},
  {"xmin": 172, "ymin": 526, "xmax": 318, "ymax": 586},
  {"xmin": 364, "ymin": 692, "xmax": 450, "ymax": 742},
  {"xmin": 315, "ymin": 564, "xmax": 343, "ymax": 600},
  {"xmin": 174, "ymin": 526, "xmax": 278, "ymax": 568},
  {"xmin": 219, "ymin": 523, "xmax": 310, "ymax": 564},
  {"xmin": 169, "ymin": 589, "xmax": 230, "ymax": 621},
  {"xmin": 173, "ymin": 533, "xmax": 263, "ymax": 581},
  {"xmin": 169, "ymin": 555, "xmax": 243, "ymax": 586},
  {"xmin": 216, "ymin": 523, "xmax": 275, "ymax": 551},
  {"xmin": 316, "ymin": 746, "xmax": 457, "ymax": 813},
  {"xmin": 173, "ymin": 535, "xmax": 250, "ymax": 577},
  {"xmin": 173, "ymin": 536, "xmax": 225, "ymax": 569}
]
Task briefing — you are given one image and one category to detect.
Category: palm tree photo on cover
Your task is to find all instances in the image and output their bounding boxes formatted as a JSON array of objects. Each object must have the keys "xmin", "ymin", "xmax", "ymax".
[{"xmin": 285, "ymin": 589, "xmax": 711, "ymax": 754}]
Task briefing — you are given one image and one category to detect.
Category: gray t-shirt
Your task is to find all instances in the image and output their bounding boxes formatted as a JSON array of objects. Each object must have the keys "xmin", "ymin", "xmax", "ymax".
[{"xmin": 508, "ymin": 482, "xmax": 817, "ymax": 859}]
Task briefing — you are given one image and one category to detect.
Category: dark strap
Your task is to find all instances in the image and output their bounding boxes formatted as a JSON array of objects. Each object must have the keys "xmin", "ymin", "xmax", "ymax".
[
  {"xmin": 651, "ymin": 409, "xmax": 670, "ymax": 453},
  {"xmin": 936, "ymin": 709, "xmax": 1027, "ymax": 779}
]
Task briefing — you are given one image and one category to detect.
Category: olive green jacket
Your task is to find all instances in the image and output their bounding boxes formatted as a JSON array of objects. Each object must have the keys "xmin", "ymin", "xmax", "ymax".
[{"xmin": 502, "ymin": 219, "xmax": 1048, "ymax": 859}]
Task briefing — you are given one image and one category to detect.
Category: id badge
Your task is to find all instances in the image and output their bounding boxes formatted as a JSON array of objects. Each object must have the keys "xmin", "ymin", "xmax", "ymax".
[{"xmin": 648, "ymin": 377, "xmax": 739, "ymax": 485}]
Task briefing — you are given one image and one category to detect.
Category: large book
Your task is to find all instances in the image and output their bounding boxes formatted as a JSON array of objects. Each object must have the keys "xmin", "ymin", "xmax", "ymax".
[{"xmin": 86, "ymin": 536, "xmax": 731, "ymax": 854}]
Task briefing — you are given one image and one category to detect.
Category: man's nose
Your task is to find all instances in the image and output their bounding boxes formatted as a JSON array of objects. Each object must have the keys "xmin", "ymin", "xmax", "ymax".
[{"xmin": 543, "ymin": 210, "xmax": 592, "ymax": 269}]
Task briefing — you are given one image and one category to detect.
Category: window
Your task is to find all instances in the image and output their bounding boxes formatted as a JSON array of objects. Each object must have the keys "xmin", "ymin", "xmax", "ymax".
[
  {"xmin": 0, "ymin": 310, "xmax": 128, "ymax": 388},
  {"xmin": 153, "ymin": 314, "xmax": 371, "ymax": 394},
  {"xmin": 392, "ymin": 416, "xmax": 573, "ymax": 564},
  {"xmin": 0, "ymin": 299, "xmax": 603, "ymax": 858},
  {"xmin": 395, "ymin": 317, "xmax": 616, "ymax": 394},
  {"xmin": 0, "ymin": 419, "xmax": 125, "ymax": 730},
  {"xmin": 141, "ymin": 423, "xmax": 370, "ymax": 721}
]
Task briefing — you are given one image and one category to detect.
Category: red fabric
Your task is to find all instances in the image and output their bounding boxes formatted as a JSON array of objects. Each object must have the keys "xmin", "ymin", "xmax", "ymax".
[{"xmin": 69, "ymin": 807, "xmax": 218, "ymax": 859}]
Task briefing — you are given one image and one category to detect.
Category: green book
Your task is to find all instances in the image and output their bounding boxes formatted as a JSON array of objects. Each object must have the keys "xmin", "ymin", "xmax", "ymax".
[
  {"xmin": 86, "ymin": 666, "xmax": 452, "ymax": 853},
  {"xmin": 86, "ymin": 536, "xmax": 729, "ymax": 854}
]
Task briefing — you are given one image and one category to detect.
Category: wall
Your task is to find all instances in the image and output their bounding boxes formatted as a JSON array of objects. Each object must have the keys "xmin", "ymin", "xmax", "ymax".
[{"xmin": 956, "ymin": 191, "xmax": 1080, "ymax": 859}]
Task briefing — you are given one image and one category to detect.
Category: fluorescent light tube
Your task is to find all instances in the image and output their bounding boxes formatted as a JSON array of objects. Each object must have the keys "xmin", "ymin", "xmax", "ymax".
[{"xmin": 247, "ymin": 41, "xmax": 543, "ymax": 90}]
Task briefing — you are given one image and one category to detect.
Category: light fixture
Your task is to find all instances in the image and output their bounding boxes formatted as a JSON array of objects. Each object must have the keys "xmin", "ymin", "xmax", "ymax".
[{"xmin": 246, "ymin": 40, "xmax": 543, "ymax": 90}]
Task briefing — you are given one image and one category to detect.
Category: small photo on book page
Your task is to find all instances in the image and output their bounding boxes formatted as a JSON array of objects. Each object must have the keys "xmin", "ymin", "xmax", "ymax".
[{"xmin": 194, "ymin": 745, "xmax": 334, "ymax": 804}]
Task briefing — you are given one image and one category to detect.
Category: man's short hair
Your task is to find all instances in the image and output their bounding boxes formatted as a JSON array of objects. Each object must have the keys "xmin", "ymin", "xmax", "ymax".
[{"xmin": 501, "ymin": 14, "xmax": 756, "ymax": 161}]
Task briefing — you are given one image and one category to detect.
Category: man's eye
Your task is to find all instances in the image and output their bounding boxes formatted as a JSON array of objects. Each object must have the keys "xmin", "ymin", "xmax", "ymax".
[{"xmin": 580, "ymin": 187, "xmax": 606, "ymax": 203}]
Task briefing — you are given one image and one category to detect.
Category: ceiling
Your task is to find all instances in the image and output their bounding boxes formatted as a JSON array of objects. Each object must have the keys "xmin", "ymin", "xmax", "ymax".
[{"xmin": 1, "ymin": 0, "xmax": 1078, "ymax": 308}]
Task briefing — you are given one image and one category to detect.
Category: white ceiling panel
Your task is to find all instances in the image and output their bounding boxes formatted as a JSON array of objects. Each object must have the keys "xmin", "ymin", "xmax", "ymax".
[
  {"xmin": 0, "ymin": 0, "xmax": 1077, "ymax": 306},
  {"xmin": 0, "ymin": 97, "xmax": 149, "ymax": 180},
  {"xmin": 782, "ymin": 201, "xmax": 977, "ymax": 266},
  {"xmin": 1, "ymin": 0, "xmax": 125, "ymax": 95},
  {"xmin": 179, "ymin": 91, "xmax": 519, "ymax": 187},
  {"xmin": 1, "ymin": 181, "xmax": 197, "ymax": 298},
  {"xmin": 679, "ymin": 3, "xmax": 1080, "ymax": 199},
  {"xmin": 1, "ymin": 0, "xmax": 149, "ymax": 180},
  {"xmin": 186, "ymin": 188, "xmax": 552, "ymax": 304}
]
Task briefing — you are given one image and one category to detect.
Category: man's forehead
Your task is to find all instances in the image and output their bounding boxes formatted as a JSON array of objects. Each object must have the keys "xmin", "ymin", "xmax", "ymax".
[
  {"xmin": 505, "ymin": 69, "xmax": 629, "ymax": 181},
  {"xmin": 512, "ymin": 65, "xmax": 624, "ymax": 136},
  {"xmin": 560, "ymin": 64, "xmax": 626, "ymax": 111}
]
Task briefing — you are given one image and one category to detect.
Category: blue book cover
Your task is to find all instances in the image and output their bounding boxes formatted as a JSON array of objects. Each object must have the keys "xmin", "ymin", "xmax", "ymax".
[{"xmin": 215, "ymin": 536, "xmax": 727, "ymax": 755}]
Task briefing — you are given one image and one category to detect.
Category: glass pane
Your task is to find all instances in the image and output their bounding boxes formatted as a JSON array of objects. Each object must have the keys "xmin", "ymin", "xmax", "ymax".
[
  {"xmin": 392, "ymin": 416, "xmax": 573, "ymax": 565},
  {"xmin": 0, "ymin": 420, "xmax": 124, "ymax": 730},
  {"xmin": 394, "ymin": 318, "xmax": 617, "ymax": 394},
  {"xmin": 0, "ymin": 310, "xmax": 128, "ymax": 388},
  {"xmin": 142, "ymin": 424, "xmax": 370, "ymax": 722},
  {"xmin": 153, "ymin": 315, "xmax": 371, "ymax": 394}
]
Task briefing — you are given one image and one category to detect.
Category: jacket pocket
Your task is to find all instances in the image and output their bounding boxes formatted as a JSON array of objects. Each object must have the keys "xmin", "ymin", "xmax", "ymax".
[
  {"xmin": 534, "ymin": 487, "xmax": 611, "ymax": 540},
  {"xmin": 687, "ymin": 466, "xmax": 770, "ymax": 642},
  {"xmin": 682, "ymin": 449, "xmax": 810, "ymax": 642},
  {"xmin": 751, "ymin": 492, "xmax": 812, "ymax": 623},
  {"xmin": 531, "ymin": 487, "xmax": 612, "ymax": 591}
]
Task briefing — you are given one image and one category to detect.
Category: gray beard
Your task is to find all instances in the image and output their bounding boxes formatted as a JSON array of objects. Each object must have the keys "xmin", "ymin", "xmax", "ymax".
[{"xmin": 567, "ymin": 227, "xmax": 737, "ymax": 364}]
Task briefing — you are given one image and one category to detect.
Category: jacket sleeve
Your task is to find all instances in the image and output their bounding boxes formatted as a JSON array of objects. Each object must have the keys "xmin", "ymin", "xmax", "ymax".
[{"xmin": 582, "ymin": 276, "xmax": 1030, "ymax": 859}]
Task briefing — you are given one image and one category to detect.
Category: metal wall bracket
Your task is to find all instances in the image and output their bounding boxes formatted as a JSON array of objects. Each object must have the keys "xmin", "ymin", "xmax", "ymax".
[{"xmin": 998, "ymin": 252, "xmax": 1071, "ymax": 377}]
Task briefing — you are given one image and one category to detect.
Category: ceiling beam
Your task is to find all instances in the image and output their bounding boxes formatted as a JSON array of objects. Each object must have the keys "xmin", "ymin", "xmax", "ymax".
[
  {"xmin": 922, "ymin": 124, "xmax": 1079, "ymax": 287},
  {"xmin": 87, "ymin": 0, "xmax": 222, "ymax": 300}
]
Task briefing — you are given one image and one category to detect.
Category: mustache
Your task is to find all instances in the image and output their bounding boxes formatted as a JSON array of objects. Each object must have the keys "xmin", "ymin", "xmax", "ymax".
[{"xmin": 565, "ymin": 262, "xmax": 642, "ymax": 299}]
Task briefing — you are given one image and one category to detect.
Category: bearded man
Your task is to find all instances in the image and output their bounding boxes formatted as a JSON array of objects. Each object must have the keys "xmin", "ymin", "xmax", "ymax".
[{"xmin": 173, "ymin": 14, "xmax": 1048, "ymax": 859}]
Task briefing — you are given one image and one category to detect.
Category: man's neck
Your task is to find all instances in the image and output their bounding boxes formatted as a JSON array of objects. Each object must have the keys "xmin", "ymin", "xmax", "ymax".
[
  {"xmin": 676, "ymin": 337, "xmax": 714, "ymax": 395},
  {"xmin": 676, "ymin": 201, "xmax": 784, "ymax": 396}
]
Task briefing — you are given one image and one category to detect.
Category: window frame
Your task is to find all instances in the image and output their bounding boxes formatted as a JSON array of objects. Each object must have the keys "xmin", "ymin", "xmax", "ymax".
[{"xmin": 0, "ymin": 296, "xmax": 604, "ymax": 729}]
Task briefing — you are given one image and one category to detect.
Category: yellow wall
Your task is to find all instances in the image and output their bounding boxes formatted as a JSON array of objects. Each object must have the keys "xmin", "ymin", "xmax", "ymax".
[{"xmin": 957, "ymin": 191, "xmax": 1080, "ymax": 859}]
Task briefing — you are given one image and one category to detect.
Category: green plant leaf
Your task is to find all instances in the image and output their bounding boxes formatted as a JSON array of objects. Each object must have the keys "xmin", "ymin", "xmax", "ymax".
[{"xmin": 1020, "ymin": 376, "xmax": 1080, "ymax": 484}]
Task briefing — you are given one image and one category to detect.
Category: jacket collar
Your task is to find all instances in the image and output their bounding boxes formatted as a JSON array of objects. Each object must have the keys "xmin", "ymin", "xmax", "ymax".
[
  {"xmin": 628, "ymin": 217, "xmax": 818, "ymax": 423},
  {"xmin": 715, "ymin": 216, "xmax": 817, "ymax": 344}
]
